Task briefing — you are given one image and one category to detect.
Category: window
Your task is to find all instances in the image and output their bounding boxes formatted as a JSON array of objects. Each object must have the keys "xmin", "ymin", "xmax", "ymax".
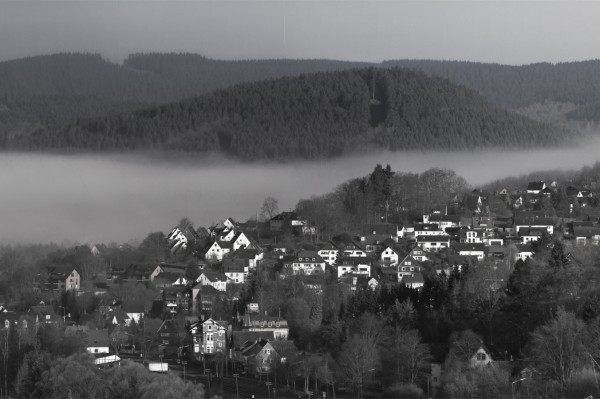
[
  {"xmin": 218, "ymin": 343, "xmax": 222, "ymax": 347},
  {"xmin": 476, "ymin": 353, "xmax": 486, "ymax": 361},
  {"xmin": 275, "ymin": 322, "xmax": 280, "ymax": 327},
  {"xmin": 260, "ymin": 322, "xmax": 265, "ymax": 327},
  {"xmin": 208, "ymin": 325, "xmax": 212, "ymax": 331},
  {"xmin": 268, "ymin": 322, "xmax": 272, "ymax": 327},
  {"xmin": 94, "ymin": 349, "xmax": 98, "ymax": 353}
]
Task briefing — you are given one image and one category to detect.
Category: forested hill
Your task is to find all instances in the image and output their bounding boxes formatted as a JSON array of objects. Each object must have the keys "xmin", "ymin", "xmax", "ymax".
[
  {"xmin": 383, "ymin": 59, "xmax": 600, "ymax": 121},
  {"xmin": 0, "ymin": 53, "xmax": 370, "ymax": 135},
  {"xmin": 7, "ymin": 67, "xmax": 571, "ymax": 160}
]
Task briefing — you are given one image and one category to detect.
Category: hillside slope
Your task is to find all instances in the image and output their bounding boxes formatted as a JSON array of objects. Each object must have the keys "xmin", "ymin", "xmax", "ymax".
[{"xmin": 7, "ymin": 68, "xmax": 572, "ymax": 160}]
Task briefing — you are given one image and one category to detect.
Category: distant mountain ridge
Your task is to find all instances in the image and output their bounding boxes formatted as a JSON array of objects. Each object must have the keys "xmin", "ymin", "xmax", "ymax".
[{"xmin": 6, "ymin": 67, "xmax": 571, "ymax": 160}]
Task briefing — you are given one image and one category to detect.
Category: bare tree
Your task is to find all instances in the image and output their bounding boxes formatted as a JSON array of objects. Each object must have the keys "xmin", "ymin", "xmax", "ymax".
[
  {"xmin": 260, "ymin": 197, "xmax": 279, "ymax": 221},
  {"xmin": 338, "ymin": 335, "xmax": 379, "ymax": 398},
  {"xmin": 529, "ymin": 308, "xmax": 588, "ymax": 395}
]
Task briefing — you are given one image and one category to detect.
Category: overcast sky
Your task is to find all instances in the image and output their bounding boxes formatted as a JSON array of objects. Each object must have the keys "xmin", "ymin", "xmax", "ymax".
[{"xmin": 1, "ymin": 1, "xmax": 600, "ymax": 65}]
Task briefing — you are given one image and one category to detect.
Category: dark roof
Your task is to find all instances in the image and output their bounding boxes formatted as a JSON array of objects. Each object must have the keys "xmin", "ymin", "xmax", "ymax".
[
  {"xmin": 232, "ymin": 331, "xmax": 275, "ymax": 349},
  {"xmin": 364, "ymin": 223, "xmax": 399, "ymax": 235},
  {"xmin": 527, "ymin": 181, "xmax": 545, "ymax": 191},
  {"xmin": 454, "ymin": 243, "xmax": 486, "ymax": 252},
  {"xmin": 270, "ymin": 340, "xmax": 298, "ymax": 357},
  {"xmin": 416, "ymin": 236, "xmax": 450, "ymax": 242},
  {"xmin": 85, "ymin": 329, "xmax": 110, "ymax": 348}
]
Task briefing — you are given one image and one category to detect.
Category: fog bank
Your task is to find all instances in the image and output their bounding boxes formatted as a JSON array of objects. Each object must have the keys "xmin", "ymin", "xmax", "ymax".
[{"xmin": 2, "ymin": 139, "xmax": 600, "ymax": 244}]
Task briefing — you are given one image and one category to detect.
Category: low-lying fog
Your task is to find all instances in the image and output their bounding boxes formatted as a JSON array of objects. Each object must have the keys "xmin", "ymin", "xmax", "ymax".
[{"xmin": 2, "ymin": 138, "xmax": 600, "ymax": 244}]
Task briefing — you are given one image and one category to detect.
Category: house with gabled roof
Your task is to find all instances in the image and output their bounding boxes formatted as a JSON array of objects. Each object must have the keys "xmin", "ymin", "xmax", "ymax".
[
  {"xmin": 408, "ymin": 247, "xmax": 430, "ymax": 262},
  {"xmin": 168, "ymin": 228, "xmax": 188, "ymax": 254},
  {"xmin": 380, "ymin": 245, "xmax": 402, "ymax": 266},
  {"xmin": 291, "ymin": 251, "xmax": 326, "ymax": 275},
  {"xmin": 47, "ymin": 266, "xmax": 80, "ymax": 291},
  {"xmin": 336, "ymin": 241, "xmax": 366, "ymax": 258},
  {"xmin": 360, "ymin": 234, "xmax": 391, "ymax": 254},
  {"xmin": 204, "ymin": 241, "xmax": 233, "ymax": 261},
  {"xmin": 122, "ymin": 301, "xmax": 145, "ymax": 324},
  {"xmin": 317, "ymin": 242, "xmax": 340, "ymax": 266},
  {"xmin": 514, "ymin": 244, "xmax": 534, "ymax": 262},
  {"xmin": 413, "ymin": 223, "xmax": 447, "ymax": 238},
  {"xmin": 397, "ymin": 255, "xmax": 421, "ymax": 279},
  {"xmin": 85, "ymin": 329, "xmax": 110, "ymax": 354},
  {"xmin": 202, "ymin": 318, "xmax": 229, "ymax": 355},
  {"xmin": 195, "ymin": 272, "xmax": 229, "ymax": 292},
  {"xmin": 364, "ymin": 223, "xmax": 403, "ymax": 239}
]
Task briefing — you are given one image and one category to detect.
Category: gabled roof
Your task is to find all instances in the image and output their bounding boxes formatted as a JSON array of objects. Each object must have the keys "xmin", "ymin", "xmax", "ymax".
[
  {"xmin": 270, "ymin": 340, "xmax": 298, "ymax": 357},
  {"xmin": 122, "ymin": 301, "xmax": 145, "ymax": 314},
  {"xmin": 232, "ymin": 331, "xmax": 275, "ymax": 349}
]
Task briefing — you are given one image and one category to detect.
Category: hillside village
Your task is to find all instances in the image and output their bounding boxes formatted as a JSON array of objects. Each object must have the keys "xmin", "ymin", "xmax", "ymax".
[{"xmin": 2, "ymin": 169, "xmax": 600, "ymax": 398}]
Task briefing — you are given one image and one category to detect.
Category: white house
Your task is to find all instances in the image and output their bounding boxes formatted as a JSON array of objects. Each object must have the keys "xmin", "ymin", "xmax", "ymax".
[
  {"xmin": 454, "ymin": 243, "xmax": 486, "ymax": 260},
  {"xmin": 416, "ymin": 236, "xmax": 451, "ymax": 252},
  {"xmin": 204, "ymin": 241, "xmax": 232, "ymax": 261},
  {"xmin": 318, "ymin": 242, "xmax": 340, "ymax": 266},
  {"xmin": 380, "ymin": 246, "xmax": 401, "ymax": 266},
  {"xmin": 292, "ymin": 251, "xmax": 326, "ymax": 275}
]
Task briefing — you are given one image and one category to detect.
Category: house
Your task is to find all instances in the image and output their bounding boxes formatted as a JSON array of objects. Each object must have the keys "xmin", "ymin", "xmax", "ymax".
[
  {"xmin": 231, "ymin": 231, "xmax": 253, "ymax": 251},
  {"xmin": 397, "ymin": 256, "xmax": 421, "ymax": 279},
  {"xmin": 122, "ymin": 301, "xmax": 145, "ymax": 324},
  {"xmin": 168, "ymin": 228, "xmax": 188, "ymax": 254},
  {"xmin": 291, "ymin": 251, "xmax": 326, "ymax": 275},
  {"xmin": 408, "ymin": 247, "xmax": 430, "ymax": 262},
  {"xmin": 360, "ymin": 234, "xmax": 390, "ymax": 254},
  {"xmin": 461, "ymin": 228, "xmax": 484, "ymax": 244},
  {"xmin": 337, "ymin": 263, "xmax": 371, "ymax": 278},
  {"xmin": 401, "ymin": 273, "xmax": 425, "ymax": 289},
  {"xmin": 416, "ymin": 236, "xmax": 451, "ymax": 252},
  {"xmin": 573, "ymin": 226, "xmax": 600, "ymax": 245},
  {"xmin": 317, "ymin": 242, "xmax": 340, "ymax": 266},
  {"xmin": 519, "ymin": 227, "xmax": 546, "ymax": 244},
  {"xmin": 380, "ymin": 245, "xmax": 402, "ymax": 266},
  {"xmin": 191, "ymin": 284, "xmax": 225, "ymax": 313},
  {"xmin": 163, "ymin": 286, "xmax": 191, "ymax": 313},
  {"xmin": 336, "ymin": 241, "xmax": 366, "ymax": 257},
  {"xmin": 270, "ymin": 211, "xmax": 309, "ymax": 233},
  {"xmin": 470, "ymin": 346, "xmax": 493, "ymax": 368},
  {"xmin": 426, "ymin": 214, "xmax": 461, "ymax": 230},
  {"xmin": 454, "ymin": 243, "xmax": 486, "ymax": 260},
  {"xmin": 513, "ymin": 217, "xmax": 554, "ymax": 235},
  {"xmin": 196, "ymin": 272, "xmax": 229, "ymax": 292},
  {"xmin": 413, "ymin": 223, "xmax": 447, "ymax": 238},
  {"xmin": 47, "ymin": 266, "xmax": 80, "ymax": 291},
  {"xmin": 85, "ymin": 329, "xmax": 110, "ymax": 354},
  {"xmin": 527, "ymin": 181, "xmax": 546, "ymax": 195},
  {"xmin": 204, "ymin": 241, "xmax": 233, "ymax": 261},
  {"xmin": 241, "ymin": 314, "xmax": 289, "ymax": 340},
  {"xmin": 202, "ymin": 318, "xmax": 228, "ymax": 355},
  {"xmin": 514, "ymin": 244, "xmax": 534, "ymax": 262},
  {"xmin": 223, "ymin": 259, "xmax": 246, "ymax": 284}
]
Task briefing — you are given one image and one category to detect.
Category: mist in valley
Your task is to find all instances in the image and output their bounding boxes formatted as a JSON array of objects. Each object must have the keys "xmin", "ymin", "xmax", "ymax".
[{"xmin": 3, "ymin": 137, "xmax": 600, "ymax": 245}]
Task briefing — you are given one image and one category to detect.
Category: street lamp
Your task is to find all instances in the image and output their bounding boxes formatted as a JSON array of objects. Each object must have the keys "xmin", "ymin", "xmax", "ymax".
[
  {"xmin": 182, "ymin": 360, "xmax": 188, "ymax": 382},
  {"xmin": 266, "ymin": 381, "xmax": 273, "ymax": 399},
  {"xmin": 233, "ymin": 373, "xmax": 240, "ymax": 399}
]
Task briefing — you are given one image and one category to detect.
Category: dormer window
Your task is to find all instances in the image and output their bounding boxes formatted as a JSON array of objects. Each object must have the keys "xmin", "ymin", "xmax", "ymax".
[
  {"xmin": 275, "ymin": 322, "xmax": 280, "ymax": 327},
  {"xmin": 260, "ymin": 321, "xmax": 265, "ymax": 327},
  {"xmin": 268, "ymin": 322, "xmax": 272, "ymax": 327}
]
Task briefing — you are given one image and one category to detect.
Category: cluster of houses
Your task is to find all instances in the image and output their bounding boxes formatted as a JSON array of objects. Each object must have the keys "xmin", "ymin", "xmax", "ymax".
[{"xmin": 3, "ymin": 178, "xmax": 599, "ymax": 380}]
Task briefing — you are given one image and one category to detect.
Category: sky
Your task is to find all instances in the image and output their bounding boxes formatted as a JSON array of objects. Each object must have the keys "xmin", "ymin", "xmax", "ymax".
[{"xmin": 1, "ymin": 0, "xmax": 600, "ymax": 65}]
